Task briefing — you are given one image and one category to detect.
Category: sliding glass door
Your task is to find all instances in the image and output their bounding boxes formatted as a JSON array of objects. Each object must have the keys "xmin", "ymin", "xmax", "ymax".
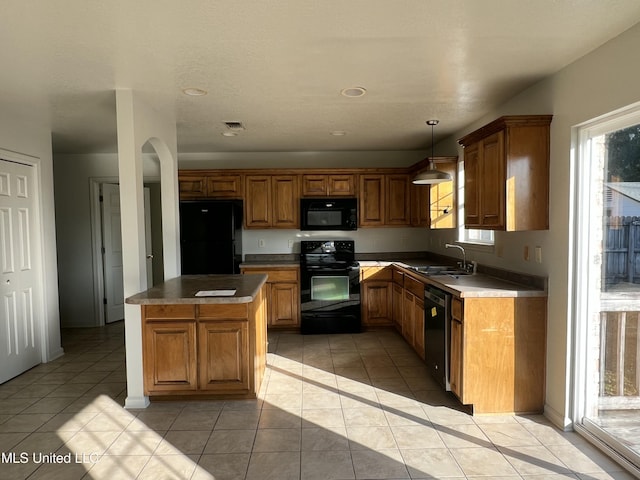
[{"xmin": 574, "ymin": 106, "xmax": 640, "ymax": 471}]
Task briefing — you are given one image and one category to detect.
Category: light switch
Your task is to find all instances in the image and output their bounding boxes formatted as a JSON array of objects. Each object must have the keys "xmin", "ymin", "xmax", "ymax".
[{"xmin": 535, "ymin": 246, "xmax": 542, "ymax": 263}]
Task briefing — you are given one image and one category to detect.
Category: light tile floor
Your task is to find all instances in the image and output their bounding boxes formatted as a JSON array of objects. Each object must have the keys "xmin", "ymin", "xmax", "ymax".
[{"xmin": 0, "ymin": 322, "xmax": 637, "ymax": 479}]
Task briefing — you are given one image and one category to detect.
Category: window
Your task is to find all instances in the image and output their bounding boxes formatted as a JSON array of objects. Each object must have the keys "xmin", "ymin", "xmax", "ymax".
[{"xmin": 457, "ymin": 161, "xmax": 495, "ymax": 246}]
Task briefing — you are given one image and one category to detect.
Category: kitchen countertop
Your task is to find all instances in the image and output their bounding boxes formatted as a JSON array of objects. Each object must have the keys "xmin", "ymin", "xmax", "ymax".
[
  {"xmin": 360, "ymin": 260, "xmax": 547, "ymax": 299},
  {"xmin": 125, "ymin": 274, "xmax": 268, "ymax": 305}
]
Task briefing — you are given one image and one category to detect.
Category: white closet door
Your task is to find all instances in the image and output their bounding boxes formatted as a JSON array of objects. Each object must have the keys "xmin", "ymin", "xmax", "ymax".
[{"xmin": 0, "ymin": 159, "xmax": 41, "ymax": 383}]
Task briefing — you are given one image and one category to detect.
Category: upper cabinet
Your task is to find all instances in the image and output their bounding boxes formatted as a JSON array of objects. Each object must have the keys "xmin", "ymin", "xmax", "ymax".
[
  {"xmin": 244, "ymin": 175, "xmax": 299, "ymax": 229},
  {"xmin": 458, "ymin": 115, "xmax": 552, "ymax": 231},
  {"xmin": 179, "ymin": 172, "xmax": 242, "ymax": 199},
  {"xmin": 358, "ymin": 173, "xmax": 411, "ymax": 227},
  {"xmin": 301, "ymin": 174, "xmax": 356, "ymax": 197},
  {"xmin": 410, "ymin": 157, "xmax": 457, "ymax": 229}
]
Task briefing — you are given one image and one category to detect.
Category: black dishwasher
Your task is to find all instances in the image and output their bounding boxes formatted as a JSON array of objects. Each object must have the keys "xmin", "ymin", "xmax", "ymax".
[{"xmin": 424, "ymin": 285, "xmax": 451, "ymax": 391}]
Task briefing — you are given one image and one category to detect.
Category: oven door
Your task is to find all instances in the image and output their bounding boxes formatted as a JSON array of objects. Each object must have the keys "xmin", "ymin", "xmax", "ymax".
[{"xmin": 300, "ymin": 266, "xmax": 361, "ymax": 334}]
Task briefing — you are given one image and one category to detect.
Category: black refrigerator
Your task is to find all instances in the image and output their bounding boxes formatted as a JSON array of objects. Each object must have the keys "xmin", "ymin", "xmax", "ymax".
[{"xmin": 179, "ymin": 200, "xmax": 243, "ymax": 274}]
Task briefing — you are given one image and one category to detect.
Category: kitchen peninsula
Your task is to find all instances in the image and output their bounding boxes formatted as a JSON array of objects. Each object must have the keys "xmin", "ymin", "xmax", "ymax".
[{"xmin": 126, "ymin": 274, "xmax": 268, "ymax": 399}]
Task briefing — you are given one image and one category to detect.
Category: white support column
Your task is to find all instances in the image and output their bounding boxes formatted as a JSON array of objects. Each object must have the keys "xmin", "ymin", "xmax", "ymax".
[{"xmin": 116, "ymin": 90, "xmax": 150, "ymax": 409}]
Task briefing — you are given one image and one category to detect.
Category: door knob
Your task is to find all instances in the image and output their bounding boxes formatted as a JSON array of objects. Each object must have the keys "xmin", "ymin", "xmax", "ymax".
[{"xmin": 146, "ymin": 254, "xmax": 154, "ymax": 259}]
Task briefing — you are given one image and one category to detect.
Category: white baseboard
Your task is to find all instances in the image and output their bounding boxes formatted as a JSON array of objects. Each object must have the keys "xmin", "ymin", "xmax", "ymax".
[
  {"xmin": 544, "ymin": 403, "xmax": 573, "ymax": 431},
  {"xmin": 124, "ymin": 395, "xmax": 150, "ymax": 409}
]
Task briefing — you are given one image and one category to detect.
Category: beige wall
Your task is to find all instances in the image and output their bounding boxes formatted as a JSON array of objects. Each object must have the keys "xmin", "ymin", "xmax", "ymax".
[
  {"xmin": 429, "ymin": 23, "xmax": 640, "ymax": 427},
  {"xmin": 0, "ymin": 109, "xmax": 62, "ymax": 362}
]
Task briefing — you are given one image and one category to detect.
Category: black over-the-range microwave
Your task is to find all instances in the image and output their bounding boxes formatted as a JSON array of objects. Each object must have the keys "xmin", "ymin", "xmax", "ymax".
[{"xmin": 300, "ymin": 197, "xmax": 357, "ymax": 231}]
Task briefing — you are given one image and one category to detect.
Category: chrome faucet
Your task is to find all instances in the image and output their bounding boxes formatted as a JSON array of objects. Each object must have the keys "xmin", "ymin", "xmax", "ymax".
[{"xmin": 445, "ymin": 243, "xmax": 468, "ymax": 272}]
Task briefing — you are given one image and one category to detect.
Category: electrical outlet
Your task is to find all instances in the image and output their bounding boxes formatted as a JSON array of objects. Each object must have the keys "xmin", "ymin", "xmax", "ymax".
[
  {"xmin": 288, "ymin": 239, "xmax": 293, "ymax": 248},
  {"xmin": 259, "ymin": 239, "xmax": 265, "ymax": 248},
  {"xmin": 535, "ymin": 246, "xmax": 542, "ymax": 263},
  {"xmin": 523, "ymin": 245, "xmax": 530, "ymax": 261}
]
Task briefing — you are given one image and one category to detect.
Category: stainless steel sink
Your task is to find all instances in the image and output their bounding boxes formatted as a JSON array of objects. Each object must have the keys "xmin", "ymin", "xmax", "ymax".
[{"xmin": 410, "ymin": 266, "xmax": 471, "ymax": 276}]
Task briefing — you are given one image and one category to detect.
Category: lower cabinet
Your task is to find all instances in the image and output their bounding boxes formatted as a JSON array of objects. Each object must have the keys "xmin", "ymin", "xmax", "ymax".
[
  {"xmin": 399, "ymin": 274, "xmax": 425, "ymax": 360},
  {"xmin": 141, "ymin": 288, "xmax": 267, "ymax": 398},
  {"xmin": 361, "ymin": 266, "xmax": 393, "ymax": 327},
  {"xmin": 198, "ymin": 320, "xmax": 249, "ymax": 392},
  {"xmin": 449, "ymin": 295, "xmax": 547, "ymax": 414},
  {"xmin": 240, "ymin": 267, "xmax": 300, "ymax": 328},
  {"xmin": 449, "ymin": 299, "xmax": 464, "ymax": 399},
  {"xmin": 143, "ymin": 321, "xmax": 198, "ymax": 392}
]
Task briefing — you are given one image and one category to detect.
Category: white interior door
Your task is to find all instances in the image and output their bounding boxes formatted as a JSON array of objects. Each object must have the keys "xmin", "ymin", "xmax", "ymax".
[
  {"xmin": 102, "ymin": 183, "xmax": 124, "ymax": 323},
  {"xmin": 0, "ymin": 159, "xmax": 41, "ymax": 383},
  {"xmin": 101, "ymin": 184, "xmax": 152, "ymax": 324}
]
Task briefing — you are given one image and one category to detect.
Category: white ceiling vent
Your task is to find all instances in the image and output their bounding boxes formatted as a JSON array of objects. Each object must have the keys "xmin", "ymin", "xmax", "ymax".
[{"xmin": 223, "ymin": 121, "xmax": 245, "ymax": 131}]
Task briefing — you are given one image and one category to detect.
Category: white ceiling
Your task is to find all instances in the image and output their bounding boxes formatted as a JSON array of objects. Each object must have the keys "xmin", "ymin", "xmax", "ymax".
[{"xmin": 2, "ymin": 1, "xmax": 640, "ymax": 156}]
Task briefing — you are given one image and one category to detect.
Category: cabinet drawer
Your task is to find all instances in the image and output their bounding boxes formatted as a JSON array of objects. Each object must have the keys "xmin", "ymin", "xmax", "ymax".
[
  {"xmin": 361, "ymin": 266, "xmax": 392, "ymax": 281},
  {"xmin": 392, "ymin": 268, "xmax": 404, "ymax": 286},
  {"xmin": 451, "ymin": 297, "xmax": 463, "ymax": 321},
  {"xmin": 144, "ymin": 304, "xmax": 195, "ymax": 320},
  {"xmin": 199, "ymin": 303, "xmax": 248, "ymax": 319},
  {"xmin": 404, "ymin": 276, "xmax": 424, "ymax": 297},
  {"xmin": 243, "ymin": 268, "xmax": 298, "ymax": 283}
]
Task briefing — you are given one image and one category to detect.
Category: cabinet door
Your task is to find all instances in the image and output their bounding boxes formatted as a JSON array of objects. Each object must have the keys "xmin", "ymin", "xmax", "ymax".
[
  {"xmin": 178, "ymin": 175, "xmax": 207, "ymax": 199},
  {"xmin": 362, "ymin": 281, "xmax": 392, "ymax": 326},
  {"xmin": 272, "ymin": 175, "xmax": 299, "ymax": 228},
  {"xmin": 245, "ymin": 176, "xmax": 272, "ymax": 228},
  {"xmin": 402, "ymin": 290, "xmax": 415, "ymax": 345},
  {"xmin": 429, "ymin": 160, "xmax": 457, "ymax": 229},
  {"xmin": 385, "ymin": 174, "xmax": 411, "ymax": 225},
  {"xmin": 328, "ymin": 175, "xmax": 356, "ymax": 196},
  {"xmin": 143, "ymin": 321, "xmax": 197, "ymax": 393},
  {"xmin": 479, "ymin": 131, "xmax": 505, "ymax": 228},
  {"xmin": 464, "ymin": 143, "xmax": 481, "ymax": 227},
  {"xmin": 450, "ymin": 318, "xmax": 463, "ymax": 400},
  {"xmin": 198, "ymin": 321, "xmax": 250, "ymax": 392},
  {"xmin": 207, "ymin": 174, "xmax": 243, "ymax": 198},
  {"xmin": 411, "ymin": 182, "xmax": 430, "ymax": 227},
  {"xmin": 413, "ymin": 297, "xmax": 425, "ymax": 359},
  {"xmin": 302, "ymin": 175, "xmax": 327, "ymax": 196},
  {"xmin": 270, "ymin": 282, "xmax": 300, "ymax": 327},
  {"xmin": 449, "ymin": 297, "xmax": 464, "ymax": 400},
  {"xmin": 359, "ymin": 174, "xmax": 385, "ymax": 226},
  {"xmin": 392, "ymin": 283, "xmax": 403, "ymax": 332}
]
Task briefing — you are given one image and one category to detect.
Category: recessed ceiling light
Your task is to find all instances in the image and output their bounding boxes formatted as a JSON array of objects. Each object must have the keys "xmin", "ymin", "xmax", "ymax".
[
  {"xmin": 330, "ymin": 131, "xmax": 347, "ymax": 136},
  {"xmin": 221, "ymin": 132, "xmax": 238, "ymax": 137},
  {"xmin": 182, "ymin": 88, "xmax": 208, "ymax": 96},
  {"xmin": 340, "ymin": 87, "xmax": 366, "ymax": 98}
]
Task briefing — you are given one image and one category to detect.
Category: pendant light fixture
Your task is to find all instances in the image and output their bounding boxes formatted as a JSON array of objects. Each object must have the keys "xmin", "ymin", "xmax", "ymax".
[{"xmin": 412, "ymin": 120, "xmax": 452, "ymax": 185}]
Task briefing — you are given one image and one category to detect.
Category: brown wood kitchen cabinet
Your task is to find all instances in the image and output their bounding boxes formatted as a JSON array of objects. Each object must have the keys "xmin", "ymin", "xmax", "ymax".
[
  {"xmin": 143, "ymin": 312, "xmax": 198, "ymax": 392},
  {"xmin": 458, "ymin": 115, "xmax": 552, "ymax": 231},
  {"xmin": 360, "ymin": 266, "xmax": 393, "ymax": 327},
  {"xmin": 391, "ymin": 267, "xmax": 404, "ymax": 331},
  {"xmin": 401, "ymin": 275, "xmax": 425, "ymax": 359},
  {"xmin": 178, "ymin": 172, "xmax": 243, "ymax": 199},
  {"xmin": 301, "ymin": 174, "xmax": 356, "ymax": 197},
  {"xmin": 141, "ymin": 288, "xmax": 267, "ymax": 398},
  {"xmin": 244, "ymin": 175, "xmax": 299, "ymax": 229},
  {"xmin": 240, "ymin": 266, "xmax": 300, "ymax": 328},
  {"xmin": 449, "ymin": 295, "xmax": 547, "ymax": 414},
  {"xmin": 359, "ymin": 174, "xmax": 411, "ymax": 227}
]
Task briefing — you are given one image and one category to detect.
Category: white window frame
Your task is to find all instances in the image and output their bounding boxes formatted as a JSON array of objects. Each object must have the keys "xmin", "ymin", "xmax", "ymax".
[{"xmin": 570, "ymin": 102, "xmax": 640, "ymax": 475}]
